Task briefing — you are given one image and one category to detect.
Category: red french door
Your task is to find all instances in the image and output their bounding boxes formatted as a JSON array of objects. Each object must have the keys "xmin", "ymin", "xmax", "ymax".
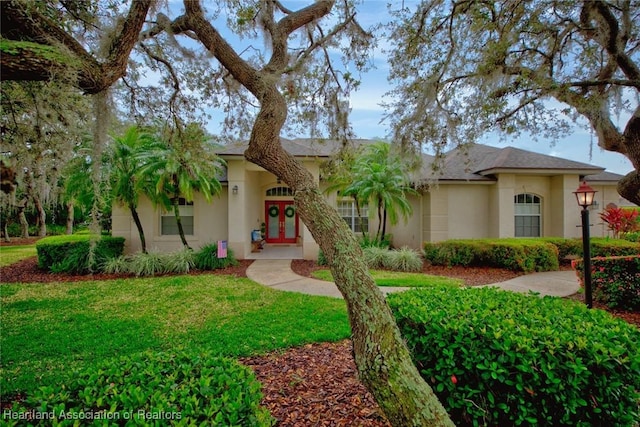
[{"xmin": 265, "ymin": 201, "xmax": 298, "ymax": 244}]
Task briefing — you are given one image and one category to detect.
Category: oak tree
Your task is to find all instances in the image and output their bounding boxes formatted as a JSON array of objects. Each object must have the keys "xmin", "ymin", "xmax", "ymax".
[
  {"xmin": 386, "ymin": 0, "xmax": 640, "ymax": 205},
  {"xmin": 1, "ymin": 1, "xmax": 454, "ymax": 425}
]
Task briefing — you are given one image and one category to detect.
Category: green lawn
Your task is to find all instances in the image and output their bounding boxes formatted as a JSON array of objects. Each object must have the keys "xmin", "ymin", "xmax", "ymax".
[
  {"xmin": 0, "ymin": 245, "xmax": 37, "ymax": 267},
  {"xmin": 311, "ymin": 268, "xmax": 463, "ymax": 287},
  {"xmin": 0, "ymin": 275, "xmax": 350, "ymax": 396}
]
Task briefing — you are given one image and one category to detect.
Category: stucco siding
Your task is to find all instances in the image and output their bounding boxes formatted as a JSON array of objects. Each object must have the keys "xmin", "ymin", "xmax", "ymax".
[
  {"xmin": 389, "ymin": 194, "xmax": 422, "ymax": 248},
  {"xmin": 447, "ymin": 185, "xmax": 491, "ymax": 239}
]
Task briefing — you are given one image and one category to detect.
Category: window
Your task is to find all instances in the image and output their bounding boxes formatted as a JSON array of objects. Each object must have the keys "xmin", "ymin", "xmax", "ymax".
[
  {"xmin": 266, "ymin": 187, "xmax": 293, "ymax": 197},
  {"xmin": 337, "ymin": 200, "xmax": 368, "ymax": 233},
  {"xmin": 514, "ymin": 193, "xmax": 541, "ymax": 237},
  {"xmin": 161, "ymin": 198, "xmax": 194, "ymax": 235}
]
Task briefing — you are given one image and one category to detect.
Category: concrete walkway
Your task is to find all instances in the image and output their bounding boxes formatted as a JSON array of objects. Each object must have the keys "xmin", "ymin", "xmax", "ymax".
[{"xmin": 246, "ymin": 260, "xmax": 580, "ymax": 299}]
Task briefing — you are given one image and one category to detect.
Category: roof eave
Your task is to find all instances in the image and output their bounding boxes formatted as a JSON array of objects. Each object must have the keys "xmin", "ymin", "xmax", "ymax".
[{"xmin": 477, "ymin": 167, "xmax": 605, "ymax": 176}]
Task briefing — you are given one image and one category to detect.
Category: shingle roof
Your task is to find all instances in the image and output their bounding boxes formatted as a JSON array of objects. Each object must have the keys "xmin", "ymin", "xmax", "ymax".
[
  {"xmin": 418, "ymin": 144, "xmax": 604, "ymax": 182},
  {"xmin": 218, "ymin": 139, "xmax": 609, "ymax": 182},
  {"xmin": 216, "ymin": 138, "xmax": 374, "ymax": 157},
  {"xmin": 584, "ymin": 171, "xmax": 624, "ymax": 182}
]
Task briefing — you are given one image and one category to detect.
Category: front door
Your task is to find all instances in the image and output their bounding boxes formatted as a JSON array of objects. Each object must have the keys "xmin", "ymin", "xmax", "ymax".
[{"xmin": 265, "ymin": 201, "xmax": 298, "ymax": 244}]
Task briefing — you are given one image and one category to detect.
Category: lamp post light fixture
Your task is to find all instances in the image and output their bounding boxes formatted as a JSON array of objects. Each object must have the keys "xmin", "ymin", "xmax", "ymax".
[
  {"xmin": 573, "ymin": 181, "xmax": 597, "ymax": 308},
  {"xmin": 232, "ymin": 185, "xmax": 239, "ymax": 195}
]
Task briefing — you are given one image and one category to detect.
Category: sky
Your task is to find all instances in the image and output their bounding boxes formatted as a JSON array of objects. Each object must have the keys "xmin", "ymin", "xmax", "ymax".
[{"xmin": 194, "ymin": 0, "xmax": 635, "ymax": 176}]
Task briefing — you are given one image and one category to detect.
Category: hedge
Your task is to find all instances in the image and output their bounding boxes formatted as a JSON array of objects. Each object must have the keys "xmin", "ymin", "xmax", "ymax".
[
  {"xmin": 573, "ymin": 255, "xmax": 640, "ymax": 311},
  {"xmin": 423, "ymin": 239, "xmax": 559, "ymax": 273},
  {"xmin": 388, "ymin": 286, "xmax": 640, "ymax": 426},
  {"xmin": 36, "ymin": 235, "xmax": 125, "ymax": 274},
  {"xmin": 11, "ymin": 350, "xmax": 273, "ymax": 426}
]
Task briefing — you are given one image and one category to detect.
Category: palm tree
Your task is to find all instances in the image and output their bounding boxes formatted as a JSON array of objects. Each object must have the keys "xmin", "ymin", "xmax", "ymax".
[
  {"xmin": 138, "ymin": 123, "xmax": 225, "ymax": 249},
  {"xmin": 109, "ymin": 126, "xmax": 157, "ymax": 253},
  {"xmin": 345, "ymin": 142, "xmax": 417, "ymax": 243},
  {"xmin": 323, "ymin": 147, "xmax": 369, "ymax": 238}
]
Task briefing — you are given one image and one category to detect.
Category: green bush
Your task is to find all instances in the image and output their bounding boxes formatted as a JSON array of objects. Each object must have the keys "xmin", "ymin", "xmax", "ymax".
[
  {"xmin": 542, "ymin": 237, "xmax": 640, "ymax": 258},
  {"xmin": 385, "ymin": 247, "xmax": 423, "ymax": 272},
  {"xmin": 194, "ymin": 242, "xmax": 238, "ymax": 270},
  {"xmin": 623, "ymin": 231, "xmax": 640, "ymax": 242},
  {"xmin": 164, "ymin": 248, "xmax": 196, "ymax": 274},
  {"xmin": 423, "ymin": 239, "xmax": 559, "ymax": 273},
  {"xmin": 129, "ymin": 251, "xmax": 169, "ymax": 276},
  {"xmin": 14, "ymin": 350, "xmax": 273, "ymax": 426},
  {"xmin": 591, "ymin": 238, "xmax": 640, "ymax": 257},
  {"xmin": 362, "ymin": 246, "xmax": 389, "ymax": 269},
  {"xmin": 573, "ymin": 255, "xmax": 640, "ymax": 311},
  {"xmin": 36, "ymin": 235, "xmax": 124, "ymax": 274},
  {"xmin": 388, "ymin": 286, "xmax": 640, "ymax": 426}
]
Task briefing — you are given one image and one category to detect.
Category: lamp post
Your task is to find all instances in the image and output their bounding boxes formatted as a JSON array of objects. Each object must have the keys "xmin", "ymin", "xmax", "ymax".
[{"xmin": 573, "ymin": 181, "xmax": 597, "ymax": 308}]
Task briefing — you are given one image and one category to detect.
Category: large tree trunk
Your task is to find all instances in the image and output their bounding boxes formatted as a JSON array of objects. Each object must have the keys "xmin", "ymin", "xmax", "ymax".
[{"xmin": 0, "ymin": 0, "xmax": 152, "ymax": 94}]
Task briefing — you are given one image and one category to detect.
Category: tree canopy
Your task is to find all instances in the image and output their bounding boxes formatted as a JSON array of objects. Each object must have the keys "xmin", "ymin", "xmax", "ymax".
[{"xmin": 386, "ymin": 0, "xmax": 640, "ymax": 204}]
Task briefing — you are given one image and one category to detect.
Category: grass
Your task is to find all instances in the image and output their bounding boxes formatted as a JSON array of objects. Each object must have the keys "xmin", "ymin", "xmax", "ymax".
[
  {"xmin": 311, "ymin": 269, "xmax": 463, "ymax": 287},
  {"xmin": 0, "ymin": 275, "xmax": 350, "ymax": 396},
  {"xmin": 0, "ymin": 245, "xmax": 37, "ymax": 267}
]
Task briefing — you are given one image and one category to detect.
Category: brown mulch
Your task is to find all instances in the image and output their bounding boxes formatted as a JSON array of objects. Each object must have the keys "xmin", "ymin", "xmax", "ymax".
[
  {"xmin": 1, "ymin": 255, "xmax": 638, "ymax": 426},
  {"xmin": 241, "ymin": 340, "xmax": 391, "ymax": 427}
]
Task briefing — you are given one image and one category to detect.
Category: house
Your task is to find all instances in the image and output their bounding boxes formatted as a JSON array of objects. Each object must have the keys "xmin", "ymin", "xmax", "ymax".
[{"xmin": 111, "ymin": 139, "xmax": 632, "ymax": 259}]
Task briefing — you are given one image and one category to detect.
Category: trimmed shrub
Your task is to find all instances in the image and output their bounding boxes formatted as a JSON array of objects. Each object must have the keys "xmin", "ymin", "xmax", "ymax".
[
  {"xmin": 591, "ymin": 238, "xmax": 640, "ymax": 257},
  {"xmin": 423, "ymin": 239, "xmax": 558, "ymax": 272},
  {"xmin": 385, "ymin": 246, "xmax": 423, "ymax": 272},
  {"xmin": 388, "ymin": 286, "xmax": 640, "ymax": 426},
  {"xmin": 16, "ymin": 350, "xmax": 273, "ymax": 426},
  {"xmin": 194, "ymin": 242, "xmax": 238, "ymax": 270},
  {"xmin": 623, "ymin": 231, "xmax": 640, "ymax": 242},
  {"xmin": 36, "ymin": 234, "xmax": 125, "ymax": 274},
  {"xmin": 573, "ymin": 255, "xmax": 640, "ymax": 311}
]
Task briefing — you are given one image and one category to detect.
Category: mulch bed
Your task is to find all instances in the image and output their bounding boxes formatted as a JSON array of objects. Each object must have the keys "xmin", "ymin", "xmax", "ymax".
[{"xmin": 1, "ymin": 253, "xmax": 637, "ymax": 426}]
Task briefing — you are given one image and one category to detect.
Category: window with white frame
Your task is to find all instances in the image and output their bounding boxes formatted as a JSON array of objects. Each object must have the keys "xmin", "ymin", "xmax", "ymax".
[
  {"xmin": 514, "ymin": 193, "xmax": 541, "ymax": 237},
  {"xmin": 337, "ymin": 200, "xmax": 368, "ymax": 233},
  {"xmin": 161, "ymin": 198, "xmax": 194, "ymax": 235}
]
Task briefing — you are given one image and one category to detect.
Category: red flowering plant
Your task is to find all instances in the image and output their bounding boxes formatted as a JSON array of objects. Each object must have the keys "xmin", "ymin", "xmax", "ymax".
[{"xmin": 599, "ymin": 204, "xmax": 639, "ymax": 239}]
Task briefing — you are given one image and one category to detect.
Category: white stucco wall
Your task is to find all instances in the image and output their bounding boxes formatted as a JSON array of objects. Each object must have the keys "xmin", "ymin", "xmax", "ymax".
[{"xmin": 112, "ymin": 190, "xmax": 228, "ymax": 254}]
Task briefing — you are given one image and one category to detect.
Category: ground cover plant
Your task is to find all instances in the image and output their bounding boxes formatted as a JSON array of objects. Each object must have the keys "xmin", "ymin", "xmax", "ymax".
[
  {"xmin": 311, "ymin": 269, "xmax": 462, "ymax": 288},
  {"xmin": 0, "ymin": 275, "xmax": 350, "ymax": 396},
  {"xmin": 10, "ymin": 351, "xmax": 274, "ymax": 426},
  {"xmin": 0, "ymin": 245, "xmax": 36, "ymax": 267},
  {"xmin": 388, "ymin": 286, "xmax": 640, "ymax": 426}
]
